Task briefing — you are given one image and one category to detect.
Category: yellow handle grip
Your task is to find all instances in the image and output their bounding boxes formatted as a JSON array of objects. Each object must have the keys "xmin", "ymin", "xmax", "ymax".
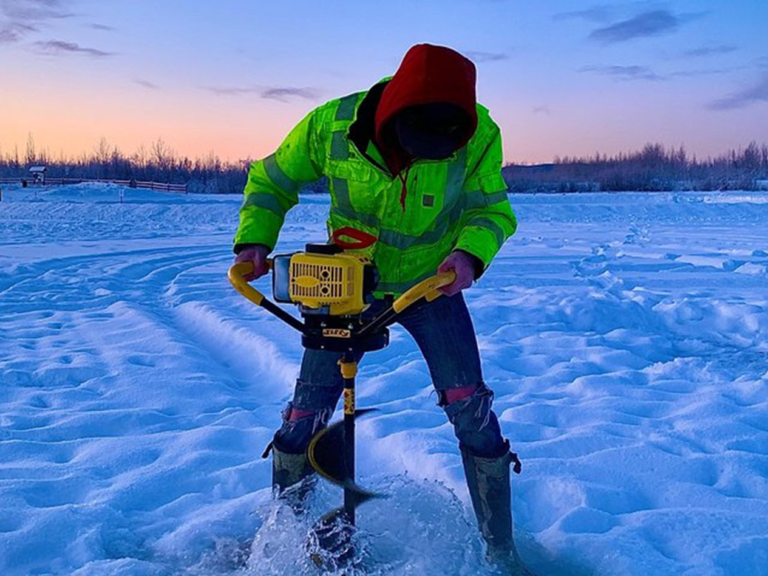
[
  {"xmin": 392, "ymin": 271, "xmax": 457, "ymax": 314},
  {"xmin": 228, "ymin": 262, "xmax": 266, "ymax": 307}
]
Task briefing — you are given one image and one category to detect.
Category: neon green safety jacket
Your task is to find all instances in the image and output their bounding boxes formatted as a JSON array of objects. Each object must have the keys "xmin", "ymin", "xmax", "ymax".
[{"xmin": 234, "ymin": 90, "xmax": 516, "ymax": 296}]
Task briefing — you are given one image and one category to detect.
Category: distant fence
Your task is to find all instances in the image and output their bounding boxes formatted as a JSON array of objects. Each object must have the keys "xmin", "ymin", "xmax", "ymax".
[{"xmin": 0, "ymin": 177, "xmax": 187, "ymax": 193}]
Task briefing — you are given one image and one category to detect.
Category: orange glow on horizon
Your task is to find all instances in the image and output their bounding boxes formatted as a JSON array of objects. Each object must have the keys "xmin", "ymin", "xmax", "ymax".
[
  {"xmin": 3, "ymin": 80, "xmax": 767, "ymax": 166},
  {"xmin": 0, "ymin": 79, "xmax": 310, "ymax": 164}
]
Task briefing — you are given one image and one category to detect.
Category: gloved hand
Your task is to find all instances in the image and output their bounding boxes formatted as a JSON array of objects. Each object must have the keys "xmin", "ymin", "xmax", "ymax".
[
  {"xmin": 438, "ymin": 250, "xmax": 476, "ymax": 296},
  {"xmin": 234, "ymin": 244, "xmax": 271, "ymax": 282}
]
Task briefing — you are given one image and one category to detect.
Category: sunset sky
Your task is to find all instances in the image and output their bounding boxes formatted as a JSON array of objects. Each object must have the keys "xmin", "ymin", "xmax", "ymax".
[{"xmin": 1, "ymin": 0, "xmax": 767, "ymax": 164}]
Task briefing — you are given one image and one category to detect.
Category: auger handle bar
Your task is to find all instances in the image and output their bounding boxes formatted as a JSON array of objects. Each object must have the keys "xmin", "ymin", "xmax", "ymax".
[{"xmin": 228, "ymin": 261, "xmax": 307, "ymax": 333}]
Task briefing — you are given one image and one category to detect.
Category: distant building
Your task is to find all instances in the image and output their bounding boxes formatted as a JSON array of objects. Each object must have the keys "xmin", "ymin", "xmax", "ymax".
[{"xmin": 29, "ymin": 166, "xmax": 47, "ymax": 184}]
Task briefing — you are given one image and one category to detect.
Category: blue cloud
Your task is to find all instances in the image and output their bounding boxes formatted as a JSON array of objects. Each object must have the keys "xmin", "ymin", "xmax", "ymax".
[
  {"xmin": 711, "ymin": 74, "xmax": 768, "ymax": 110},
  {"xmin": 135, "ymin": 80, "xmax": 159, "ymax": 90},
  {"xmin": 1, "ymin": 0, "xmax": 73, "ymax": 21},
  {"xmin": 581, "ymin": 65, "xmax": 664, "ymax": 81},
  {"xmin": 34, "ymin": 40, "xmax": 114, "ymax": 57},
  {"xmin": 684, "ymin": 45, "xmax": 738, "ymax": 58},
  {"xmin": 589, "ymin": 10, "xmax": 699, "ymax": 43},
  {"xmin": 205, "ymin": 86, "xmax": 318, "ymax": 102},
  {"xmin": 261, "ymin": 87, "xmax": 318, "ymax": 102},
  {"xmin": 465, "ymin": 51, "xmax": 508, "ymax": 63},
  {"xmin": 0, "ymin": 1, "xmax": 73, "ymax": 44},
  {"xmin": 0, "ymin": 22, "xmax": 37, "ymax": 44}
]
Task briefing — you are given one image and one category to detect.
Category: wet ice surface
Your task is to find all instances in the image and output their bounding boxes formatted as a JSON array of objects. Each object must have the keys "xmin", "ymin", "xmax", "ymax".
[{"xmin": 1, "ymin": 185, "xmax": 767, "ymax": 575}]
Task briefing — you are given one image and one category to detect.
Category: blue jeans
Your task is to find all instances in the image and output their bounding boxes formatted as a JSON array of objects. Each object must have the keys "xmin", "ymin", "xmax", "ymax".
[{"xmin": 273, "ymin": 293, "xmax": 507, "ymax": 458}]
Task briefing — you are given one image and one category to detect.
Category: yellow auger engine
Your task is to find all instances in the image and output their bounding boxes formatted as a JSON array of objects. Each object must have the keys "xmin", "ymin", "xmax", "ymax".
[
  {"xmin": 269, "ymin": 235, "xmax": 387, "ymax": 353},
  {"xmin": 271, "ymin": 243, "xmax": 378, "ymax": 317}
]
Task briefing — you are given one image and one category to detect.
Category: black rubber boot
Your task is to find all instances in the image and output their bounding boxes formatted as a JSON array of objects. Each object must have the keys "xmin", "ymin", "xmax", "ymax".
[
  {"xmin": 268, "ymin": 442, "xmax": 316, "ymax": 512},
  {"xmin": 461, "ymin": 442, "xmax": 531, "ymax": 574}
]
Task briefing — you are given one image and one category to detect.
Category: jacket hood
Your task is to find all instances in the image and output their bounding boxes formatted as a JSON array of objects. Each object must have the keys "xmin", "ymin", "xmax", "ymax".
[{"xmin": 374, "ymin": 44, "xmax": 478, "ymax": 174}]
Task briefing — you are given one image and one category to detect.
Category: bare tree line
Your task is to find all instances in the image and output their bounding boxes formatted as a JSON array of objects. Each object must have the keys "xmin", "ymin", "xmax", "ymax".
[
  {"xmin": 504, "ymin": 142, "xmax": 768, "ymax": 193},
  {"xmin": 0, "ymin": 135, "xmax": 278, "ymax": 194},
  {"xmin": 2, "ymin": 136, "xmax": 768, "ymax": 194}
]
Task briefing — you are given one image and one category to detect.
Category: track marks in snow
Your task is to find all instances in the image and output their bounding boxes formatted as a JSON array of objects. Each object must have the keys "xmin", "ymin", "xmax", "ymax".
[
  {"xmin": 171, "ymin": 302, "xmax": 297, "ymax": 402},
  {"xmin": 0, "ymin": 237, "xmax": 297, "ymax": 574},
  {"xmin": 2, "ymin": 190, "xmax": 768, "ymax": 575},
  {"xmin": 478, "ymin": 214, "xmax": 768, "ymax": 575}
]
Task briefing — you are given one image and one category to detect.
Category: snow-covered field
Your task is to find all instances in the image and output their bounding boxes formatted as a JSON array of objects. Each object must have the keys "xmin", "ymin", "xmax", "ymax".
[{"xmin": 1, "ymin": 184, "xmax": 767, "ymax": 576}]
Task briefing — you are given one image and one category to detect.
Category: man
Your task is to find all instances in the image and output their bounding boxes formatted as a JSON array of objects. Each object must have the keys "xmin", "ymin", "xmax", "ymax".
[{"xmin": 233, "ymin": 44, "xmax": 526, "ymax": 571}]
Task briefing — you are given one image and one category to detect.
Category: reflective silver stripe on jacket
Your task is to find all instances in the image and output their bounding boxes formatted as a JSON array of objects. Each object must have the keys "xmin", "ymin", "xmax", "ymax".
[
  {"xmin": 242, "ymin": 192, "xmax": 289, "ymax": 217},
  {"xmin": 263, "ymin": 154, "xmax": 299, "ymax": 194}
]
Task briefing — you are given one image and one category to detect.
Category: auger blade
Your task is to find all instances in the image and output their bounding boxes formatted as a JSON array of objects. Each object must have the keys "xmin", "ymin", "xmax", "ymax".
[{"xmin": 307, "ymin": 408, "xmax": 379, "ymax": 499}]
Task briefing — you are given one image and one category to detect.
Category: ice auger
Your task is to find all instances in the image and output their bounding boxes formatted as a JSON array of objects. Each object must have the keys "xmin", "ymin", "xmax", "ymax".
[{"xmin": 228, "ymin": 229, "xmax": 455, "ymax": 567}]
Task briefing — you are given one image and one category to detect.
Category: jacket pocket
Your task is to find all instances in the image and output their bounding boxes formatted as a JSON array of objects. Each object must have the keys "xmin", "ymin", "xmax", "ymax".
[{"xmin": 326, "ymin": 159, "xmax": 384, "ymax": 219}]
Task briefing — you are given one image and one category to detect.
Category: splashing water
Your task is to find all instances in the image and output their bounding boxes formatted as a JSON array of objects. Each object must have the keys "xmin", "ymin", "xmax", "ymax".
[{"xmin": 183, "ymin": 475, "xmax": 499, "ymax": 576}]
